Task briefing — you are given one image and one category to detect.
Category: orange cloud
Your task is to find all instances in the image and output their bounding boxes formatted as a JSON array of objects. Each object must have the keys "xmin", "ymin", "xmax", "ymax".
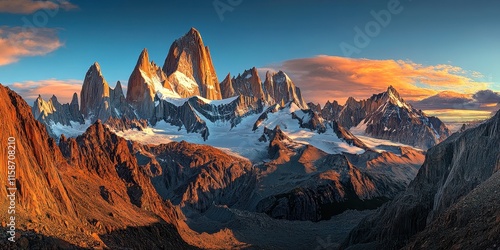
[
  {"xmin": 0, "ymin": 26, "xmax": 63, "ymax": 66},
  {"xmin": 0, "ymin": 0, "xmax": 77, "ymax": 14},
  {"xmin": 265, "ymin": 56, "xmax": 491, "ymax": 106},
  {"xmin": 9, "ymin": 79, "xmax": 83, "ymax": 104}
]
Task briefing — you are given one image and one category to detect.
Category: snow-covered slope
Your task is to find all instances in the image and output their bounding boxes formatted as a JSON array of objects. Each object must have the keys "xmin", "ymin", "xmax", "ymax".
[
  {"xmin": 115, "ymin": 101, "xmax": 369, "ymax": 161},
  {"xmin": 343, "ymin": 86, "xmax": 450, "ymax": 149}
]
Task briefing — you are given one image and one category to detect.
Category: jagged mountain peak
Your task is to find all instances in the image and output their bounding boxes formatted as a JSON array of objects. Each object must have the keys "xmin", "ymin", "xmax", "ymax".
[
  {"xmin": 115, "ymin": 81, "xmax": 123, "ymax": 92},
  {"xmin": 84, "ymin": 62, "xmax": 108, "ymax": 86},
  {"xmin": 70, "ymin": 93, "xmax": 79, "ymax": 106},
  {"xmin": 382, "ymin": 85, "xmax": 409, "ymax": 109},
  {"xmin": 81, "ymin": 62, "xmax": 110, "ymax": 118},
  {"xmin": 220, "ymin": 72, "xmax": 235, "ymax": 98},
  {"xmin": 263, "ymin": 70, "xmax": 308, "ymax": 108},
  {"xmin": 137, "ymin": 48, "xmax": 150, "ymax": 68},
  {"xmin": 237, "ymin": 67, "xmax": 260, "ymax": 79},
  {"xmin": 50, "ymin": 94, "xmax": 59, "ymax": 102},
  {"xmin": 185, "ymin": 27, "xmax": 202, "ymax": 41},
  {"xmin": 88, "ymin": 62, "xmax": 104, "ymax": 77},
  {"xmin": 163, "ymin": 27, "xmax": 222, "ymax": 100},
  {"xmin": 345, "ymin": 96, "xmax": 358, "ymax": 105}
]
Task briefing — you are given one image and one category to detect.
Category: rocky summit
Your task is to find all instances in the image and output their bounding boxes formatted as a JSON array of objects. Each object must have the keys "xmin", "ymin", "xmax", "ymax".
[
  {"xmin": 163, "ymin": 27, "xmax": 222, "ymax": 100},
  {"xmin": 319, "ymin": 86, "xmax": 450, "ymax": 149}
]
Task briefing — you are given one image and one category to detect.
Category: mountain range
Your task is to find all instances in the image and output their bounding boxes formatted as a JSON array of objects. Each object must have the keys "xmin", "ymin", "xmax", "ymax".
[{"xmin": 2, "ymin": 27, "xmax": 498, "ymax": 249}]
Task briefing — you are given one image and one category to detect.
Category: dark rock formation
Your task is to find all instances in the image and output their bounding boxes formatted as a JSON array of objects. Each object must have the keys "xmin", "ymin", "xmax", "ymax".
[
  {"xmin": 307, "ymin": 102, "xmax": 322, "ymax": 114},
  {"xmin": 329, "ymin": 86, "xmax": 450, "ymax": 149},
  {"xmin": 147, "ymin": 141, "xmax": 256, "ymax": 212},
  {"xmin": 344, "ymin": 109, "xmax": 500, "ymax": 249},
  {"xmin": 331, "ymin": 121, "xmax": 368, "ymax": 149},
  {"xmin": 263, "ymin": 70, "xmax": 308, "ymax": 108},
  {"xmin": 321, "ymin": 100, "xmax": 342, "ymax": 122}
]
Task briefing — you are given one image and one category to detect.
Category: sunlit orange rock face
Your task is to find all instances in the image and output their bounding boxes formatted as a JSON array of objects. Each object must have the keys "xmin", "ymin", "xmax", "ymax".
[
  {"xmin": 126, "ymin": 48, "xmax": 173, "ymax": 119},
  {"xmin": 163, "ymin": 27, "xmax": 222, "ymax": 100},
  {"xmin": 0, "ymin": 84, "xmax": 191, "ymax": 249},
  {"xmin": 0, "ymin": 85, "xmax": 74, "ymax": 219}
]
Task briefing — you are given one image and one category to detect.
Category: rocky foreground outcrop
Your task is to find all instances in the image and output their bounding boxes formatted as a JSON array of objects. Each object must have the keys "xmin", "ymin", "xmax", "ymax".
[
  {"xmin": 0, "ymin": 84, "xmax": 191, "ymax": 249},
  {"xmin": 344, "ymin": 110, "xmax": 500, "ymax": 249}
]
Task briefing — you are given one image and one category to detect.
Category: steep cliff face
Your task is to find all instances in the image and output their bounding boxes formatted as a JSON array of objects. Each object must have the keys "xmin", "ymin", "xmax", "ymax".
[
  {"xmin": 345, "ymin": 110, "xmax": 500, "ymax": 249},
  {"xmin": 220, "ymin": 73, "xmax": 235, "ymax": 98},
  {"xmin": 163, "ymin": 28, "xmax": 222, "ymax": 100},
  {"xmin": 0, "ymin": 84, "xmax": 191, "ymax": 249},
  {"xmin": 80, "ymin": 62, "xmax": 111, "ymax": 120},
  {"xmin": 80, "ymin": 62, "xmax": 135, "ymax": 122},
  {"xmin": 0, "ymin": 84, "xmax": 75, "ymax": 223},
  {"xmin": 226, "ymin": 67, "xmax": 266, "ymax": 100},
  {"xmin": 127, "ymin": 49, "xmax": 174, "ymax": 119},
  {"xmin": 405, "ymin": 171, "xmax": 500, "ymax": 250},
  {"xmin": 263, "ymin": 71, "xmax": 308, "ymax": 108}
]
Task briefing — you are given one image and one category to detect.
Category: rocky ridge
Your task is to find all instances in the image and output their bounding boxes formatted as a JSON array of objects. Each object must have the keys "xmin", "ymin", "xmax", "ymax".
[
  {"xmin": 345, "ymin": 109, "xmax": 500, "ymax": 249},
  {"xmin": 0, "ymin": 84, "xmax": 192, "ymax": 249}
]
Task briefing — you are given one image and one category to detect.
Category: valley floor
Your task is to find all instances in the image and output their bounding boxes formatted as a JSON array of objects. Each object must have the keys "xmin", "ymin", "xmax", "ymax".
[{"xmin": 181, "ymin": 206, "xmax": 373, "ymax": 250}]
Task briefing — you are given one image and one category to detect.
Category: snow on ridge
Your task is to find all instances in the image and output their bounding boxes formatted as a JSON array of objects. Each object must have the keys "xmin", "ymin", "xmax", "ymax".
[
  {"xmin": 195, "ymin": 95, "xmax": 239, "ymax": 106},
  {"xmin": 170, "ymin": 71, "xmax": 199, "ymax": 90},
  {"xmin": 255, "ymin": 103, "xmax": 365, "ymax": 155},
  {"xmin": 139, "ymin": 69, "xmax": 181, "ymax": 99},
  {"xmin": 50, "ymin": 119, "xmax": 93, "ymax": 139},
  {"xmin": 158, "ymin": 95, "xmax": 240, "ymax": 108}
]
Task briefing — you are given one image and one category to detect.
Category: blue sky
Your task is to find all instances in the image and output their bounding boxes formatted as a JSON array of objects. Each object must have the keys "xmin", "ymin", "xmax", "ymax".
[{"xmin": 0, "ymin": 0, "xmax": 499, "ymax": 120}]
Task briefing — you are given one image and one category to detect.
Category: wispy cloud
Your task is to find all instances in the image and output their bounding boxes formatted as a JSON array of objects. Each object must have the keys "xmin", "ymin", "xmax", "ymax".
[
  {"xmin": 0, "ymin": 26, "xmax": 63, "ymax": 66},
  {"xmin": 262, "ymin": 55, "xmax": 491, "ymax": 106},
  {"xmin": 0, "ymin": 0, "xmax": 77, "ymax": 14},
  {"xmin": 9, "ymin": 79, "xmax": 83, "ymax": 104}
]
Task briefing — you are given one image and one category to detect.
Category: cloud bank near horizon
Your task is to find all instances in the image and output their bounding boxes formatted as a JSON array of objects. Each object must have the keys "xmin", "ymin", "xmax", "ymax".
[{"xmin": 262, "ymin": 55, "xmax": 492, "ymax": 106}]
